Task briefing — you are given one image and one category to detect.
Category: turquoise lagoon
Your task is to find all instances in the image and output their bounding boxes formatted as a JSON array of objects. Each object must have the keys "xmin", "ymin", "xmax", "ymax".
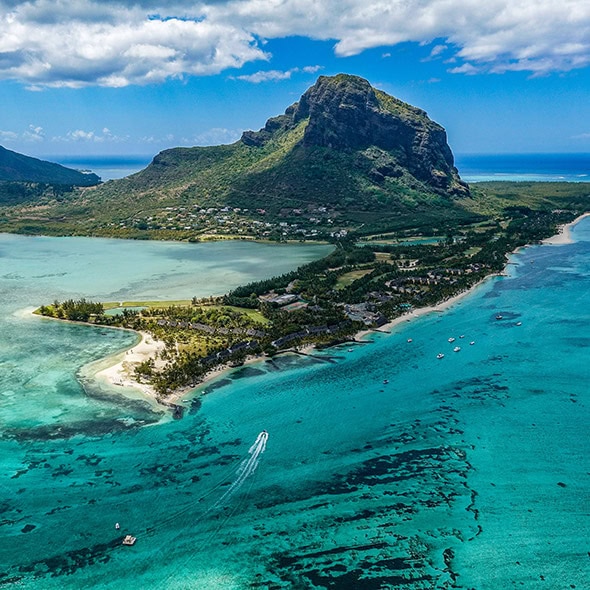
[{"xmin": 1, "ymin": 226, "xmax": 589, "ymax": 589}]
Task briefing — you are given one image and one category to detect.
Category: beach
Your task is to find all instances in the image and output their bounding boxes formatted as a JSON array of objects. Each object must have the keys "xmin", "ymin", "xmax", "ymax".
[
  {"xmin": 4, "ymin": 214, "xmax": 590, "ymax": 589},
  {"xmin": 541, "ymin": 211, "xmax": 590, "ymax": 245},
  {"xmin": 90, "ymin": 212, "xmax": 590, "ymax": 408},
  {"xmin": 93, "ymin": 331, "xmax": 166, "ymax": 398}
]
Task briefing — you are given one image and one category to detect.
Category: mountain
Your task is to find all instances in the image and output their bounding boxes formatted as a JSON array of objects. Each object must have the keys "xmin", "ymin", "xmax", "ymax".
[
  {"xmin": 241, "ymin": 74, "xmax": 467, "ymax": 196},
  {"xmin": 0, "ymin": 145, "xmax": 100, "ymax": 186},
  {"xmin": 2, "ymin": 75, "xmax": 480, "ymax": 237}
]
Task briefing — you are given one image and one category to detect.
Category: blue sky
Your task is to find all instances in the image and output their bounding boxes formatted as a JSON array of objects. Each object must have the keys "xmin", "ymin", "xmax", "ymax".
[{"xmin": 1, "ymin": 0, "xmax": 590, "ymax": 159}]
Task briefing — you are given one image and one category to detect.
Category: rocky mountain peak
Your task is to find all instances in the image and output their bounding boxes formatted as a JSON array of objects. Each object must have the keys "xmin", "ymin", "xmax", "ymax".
[{"xmin": 241, "ymin": 74, "xmax": 468, "ymax": 197}]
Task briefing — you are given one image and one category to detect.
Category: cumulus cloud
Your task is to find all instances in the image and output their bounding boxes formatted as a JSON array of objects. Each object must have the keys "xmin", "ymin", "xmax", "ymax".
[
  {"xmin": 53, "ymin": 127, "xmax": 128, "ymax": 142},
  {"xmin": 23, "ymin": 125, "xmax": 45, "ymax": 141},
  {"xmin": 0, "ymin": 0, "xmax": 589, "ymax": 88},
  {"xmin": 0, "ymin": 124, "xmax": 46, "ymax": 143},
  {"xmin": 0, "ymin": 130, "xmax": 19, "ymax": 142},
  {"xmin": 233, "ymin": 65, "xmax": 322, "ymax": 83},
  {"xmin": 190, "ymin": 127, "xmax": 242, "ymax": 145}
]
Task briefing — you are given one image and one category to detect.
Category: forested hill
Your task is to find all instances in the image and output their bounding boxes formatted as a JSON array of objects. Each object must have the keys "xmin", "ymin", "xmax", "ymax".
[
  {"xmin": 3, "ymin": 75, "xmax": 588, "ymax": 240},
  {"xmin": 0, "ymin": 145, "xmax": 100, "ymax": 186},
  {"xmin": 58, "ymin": 73, "xmax": 477, "ymax": 236}
]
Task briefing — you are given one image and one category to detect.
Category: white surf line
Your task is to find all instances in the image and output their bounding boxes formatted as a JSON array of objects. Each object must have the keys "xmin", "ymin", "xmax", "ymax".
[{"xmin": 212, "ymin": 431, "xmax": 268, "ymax": 510}]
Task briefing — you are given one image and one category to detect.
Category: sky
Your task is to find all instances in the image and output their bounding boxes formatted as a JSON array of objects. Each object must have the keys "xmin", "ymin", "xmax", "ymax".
[{"xmin": 1, "ymin": 0, "xmax": 590, "ymax": 159}]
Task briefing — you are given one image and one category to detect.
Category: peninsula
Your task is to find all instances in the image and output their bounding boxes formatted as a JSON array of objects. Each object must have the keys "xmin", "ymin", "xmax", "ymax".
[{"xmin": 19, "ymin": 74, "xmax": 590, "ymax": 401}]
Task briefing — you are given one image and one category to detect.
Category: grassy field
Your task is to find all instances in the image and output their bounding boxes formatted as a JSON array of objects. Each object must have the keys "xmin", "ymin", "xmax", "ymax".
[
  {"xmin": 336, "ymin": 268, "xmax": 374, "ymax": 289},
  {"xmin": 102, "ymin": 300, "xmax": 269, "ymax": 324}
]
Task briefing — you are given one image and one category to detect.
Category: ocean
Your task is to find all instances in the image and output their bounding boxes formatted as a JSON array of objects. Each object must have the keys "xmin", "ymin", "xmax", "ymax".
[
  {"xmin": 52, "ymin": 156, "xmax": 153, "ymax": 181},
  {"xmin": 50, "ymin": 153, "xmax": 590, "ymax": 184},
  {"xmin": 455, "ymin": 153, "xmax": 590, "ymax": 183},
  {"xmin": 1, "ymin": 169, "xmax": 589, "ymax": 588}
]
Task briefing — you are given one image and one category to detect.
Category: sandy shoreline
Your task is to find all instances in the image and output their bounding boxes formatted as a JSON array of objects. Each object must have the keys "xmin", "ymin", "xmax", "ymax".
[
  {"xmin": 541, "ymin": 212, "xmax": 590, "ymax": 245},
  {"xmin": 355, "ymin": 274, "xmax": 502, "ymax": 341},
  {"xmin": 84, "ymin": 211, "xmax": 590, "ymax": 409},
  {"xmin": 92, "ymin": 331, "xmax": 166, "ymax": 399}
]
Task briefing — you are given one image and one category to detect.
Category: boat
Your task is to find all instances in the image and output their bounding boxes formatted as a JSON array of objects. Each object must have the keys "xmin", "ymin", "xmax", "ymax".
[
  {"xmin": 516, "ymin": 321, "xmax": 522, "ymax": 326},
  {"xmin": 122, "ymin": 535, "xmax": 136, "ymax": 546},
  {"xmin": 453, "ymin": 346, "xmax": 461, "ymax": 352},
  {"xmin": 448, "ymin": 337, "xmax": 455, "ymax": 343},
  {"xmin": 348, "ymin": 348, "xmax": 353, "ymax": 352},
  {"xmin": 459, "ymin": 335, "xmax": 465, "ymax": 339},
  {"xmin": 470, "ymin": 341, "xmax": 475, "ymax": 345},
  {"xmin": 437, "ymin": 353, "xmax": 444, "ymax": 359},
  {"xmin": 496, "ymin": 314, "xmax": 503, "ymax": 320},
  {"xmin": 383, "ymin": 379, "xmax": 389, "ymax": 384},
  {"xmin": 407, "ymin": 338, "xmax": 413, "ymax": 343}
]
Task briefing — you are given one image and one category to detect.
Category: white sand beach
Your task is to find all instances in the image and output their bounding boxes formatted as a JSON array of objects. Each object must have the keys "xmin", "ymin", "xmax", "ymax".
[
  {"xmin": 542, "ymin": 212, "xmax": 590, "ymax": 245},
  {"xmin": 86, "ymin": 212, "xmax": 590, "ymax": 407},
  {"xmin": 93, "ymin": 331, "xmax": 166, "ymax": 399}
]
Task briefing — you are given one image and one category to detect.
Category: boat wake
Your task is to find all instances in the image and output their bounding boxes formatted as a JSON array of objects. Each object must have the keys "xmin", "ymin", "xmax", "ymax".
[{"xmin": 212, "ymin": 430, "xmax": 268, "ymax": 509}]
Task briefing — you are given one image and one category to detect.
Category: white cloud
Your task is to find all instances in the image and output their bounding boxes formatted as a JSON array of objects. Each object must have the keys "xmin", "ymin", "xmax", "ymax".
[
  {"xmin": 23, "ymin": 125, "xmax": 45, "ymax": 141},
  {"xmin": 53, "ymin": 128, "xmax": 128, "ymax": 143},
  {"xmin": 233, "ymin": 65, "xmax": 322, "ymax": 83},
  {"xmin": 0, "ymin": 1, "xmax": 589, "ymax": 88},
  {"xmin": 191, "ymin": 127, "xmax": 241, "ymax": 145},
  {"xmin": 428, "ymin": 44, "xmax": 448, "ymax": 59},
  {"xmin": 0, "ymin": 130, "xmax": 18, "ymax": 142}
]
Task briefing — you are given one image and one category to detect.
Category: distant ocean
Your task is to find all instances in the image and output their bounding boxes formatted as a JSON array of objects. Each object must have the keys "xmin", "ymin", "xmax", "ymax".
[
  {"xmin": 51, "ymin": 153, "xmax": 590, "ymax": 184},
  {"xmin": 455, "ymin": 153, "xmax": 590, "ymax": 182},
  {"xmin": 52, "ymin": 155, "xmax": 153, "ymax": 181}
]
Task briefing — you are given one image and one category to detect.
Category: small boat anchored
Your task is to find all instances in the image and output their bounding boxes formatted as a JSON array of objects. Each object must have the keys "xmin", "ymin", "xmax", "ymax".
[
  {"xmin": 448, "ymin": 337, "xmax": 456, "ymax": 343},
  {"xmin": 496, "ymin": 314, "xmax": 503, "ymax": 320},
  {"xmin": 453, "ymin": 346, "xmax": 461, "ymax": 352},
  {"xmin": 122, "ymin": 535, "xmax": 137, "ymax": 546},
  {"xmin": 437, "ymin": 353, "xmax": 445, "ymax": 359}
]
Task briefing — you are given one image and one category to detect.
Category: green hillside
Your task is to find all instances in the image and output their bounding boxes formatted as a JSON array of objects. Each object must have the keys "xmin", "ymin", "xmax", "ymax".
[
  {"xmin": 1, "ymin": 75, "xmax": 589, "ymax": 239},
  {"xmin": 0, "ymin": 145, "xmax": 100, "ymax": 186}
]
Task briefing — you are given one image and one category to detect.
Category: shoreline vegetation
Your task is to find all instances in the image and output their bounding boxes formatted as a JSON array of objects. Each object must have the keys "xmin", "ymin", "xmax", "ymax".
[{"xmin": 34, "ymin": 209, "xmax": 589, "ymax": 412}]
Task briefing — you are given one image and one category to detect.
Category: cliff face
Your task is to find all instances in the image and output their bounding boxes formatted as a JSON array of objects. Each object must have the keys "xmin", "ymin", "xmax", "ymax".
[{"xmin": 242, "ymin": 74, "xmax": 468, "ymax": 196}]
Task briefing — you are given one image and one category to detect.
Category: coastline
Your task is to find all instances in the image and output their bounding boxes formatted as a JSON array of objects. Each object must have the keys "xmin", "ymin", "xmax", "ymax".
[
  {"xmin": 92, "ymin": 330, "xmax": 166, "ymax": 399},
  {"xmin": 541, "ymin": 212, "xmax": 590, "ymax": 245},
  {"xmin": 355, "ymin": 274, "xmax": 502, "ymax": 341},
  {"xmin": 82, "ymin": 213, "xmax": 589, "ymax": 409}
]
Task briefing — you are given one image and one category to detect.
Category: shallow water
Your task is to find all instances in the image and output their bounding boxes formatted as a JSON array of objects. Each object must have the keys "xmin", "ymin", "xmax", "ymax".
[{"xmin": 1, "ymin": 226, "xmax": 589, "ymax": 589}]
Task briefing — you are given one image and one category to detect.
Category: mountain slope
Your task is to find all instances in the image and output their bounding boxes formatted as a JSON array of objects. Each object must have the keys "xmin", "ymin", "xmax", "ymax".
[
  {"xmin": 3, "ymin": 75, "xmax": 481, "ymax": 237},
  {"xmin": 0, "ymin": 146, "xmax": 101, "ymax": 186}
]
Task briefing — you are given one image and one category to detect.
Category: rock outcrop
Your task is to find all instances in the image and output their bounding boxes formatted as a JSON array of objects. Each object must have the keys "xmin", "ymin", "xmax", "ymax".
[{"xmin": 241, "ymin": 73, "xmax": 468, "ymax": 196}]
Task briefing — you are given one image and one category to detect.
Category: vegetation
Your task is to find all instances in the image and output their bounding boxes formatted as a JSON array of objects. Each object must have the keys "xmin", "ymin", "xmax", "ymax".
[
  {"xmin": 12, "ymin": 76, "xmax": 590, "ymax": 400},
  {"xmin": 35, "ymin": 203, "xmax": 582, "ymax": 398},
  {"xmin": 0, "ymin": 145, "xmax": 100, "ymax": 185},
  {"xmin": 38, "ymin": 299, "xmax": 104, "ymax": 321}
]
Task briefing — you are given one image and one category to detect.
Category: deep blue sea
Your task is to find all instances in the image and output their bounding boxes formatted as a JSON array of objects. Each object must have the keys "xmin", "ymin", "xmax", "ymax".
[
  {"xmin": 51, "ymin": 153, "xmax": 590, "ymax": 184},
  {"xmin": 456, "ymin": 153, "xmax": 590, "ymax": 182},
  {"xmin": 52, "ymin": 156, "xmax": 153, "ymax": 181}
]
